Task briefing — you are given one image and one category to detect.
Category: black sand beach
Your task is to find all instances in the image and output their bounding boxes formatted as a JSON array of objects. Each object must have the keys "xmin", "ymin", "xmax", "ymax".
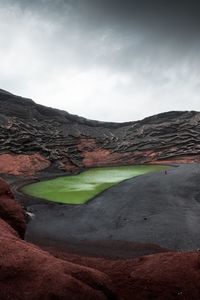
[{"xmin": 22, "ymin": 164, "xmax": 200, "ymax": 257}]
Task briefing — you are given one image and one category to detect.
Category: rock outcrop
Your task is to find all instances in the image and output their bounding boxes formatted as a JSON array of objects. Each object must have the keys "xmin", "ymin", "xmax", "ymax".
[
  {"xmin": 0, "ymin": 178, "xmax": 26, "ymax": 238},
  {"xmin": 0, "ymin": 178, "xmax": 118, "ymax": 300},
  {"xmin": 48, "ymin": 247, "xmax": 200, "ymax": 300},
  {"xmin": 1, "ymin": 89, "xmax": 200, "ymax": 175},
  {"xmin": 0, "ymin": 153, "xmax": 50, "ymax": 176}
]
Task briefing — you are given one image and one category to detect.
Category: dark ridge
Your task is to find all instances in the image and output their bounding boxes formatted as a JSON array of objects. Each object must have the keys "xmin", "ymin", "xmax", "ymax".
[
  {"xmin": 140, "ymin": 111, "xmax": 195, "ymax": 125},
  {"xmin": 0, "ymin": 88, "xmax": 200, "ymax": 173},
  {"xmin": 0, "ymin": 89, "xmax": 133, "ymax": 128}
]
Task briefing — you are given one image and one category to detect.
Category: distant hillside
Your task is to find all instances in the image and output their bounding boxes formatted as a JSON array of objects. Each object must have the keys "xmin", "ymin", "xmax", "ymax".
[{"xmin": 0, "ymin": 89, "xmax": 200, "ymax": 175}]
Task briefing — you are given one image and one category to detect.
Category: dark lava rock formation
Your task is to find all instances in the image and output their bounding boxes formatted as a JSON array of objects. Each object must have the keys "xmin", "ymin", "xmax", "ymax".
[{"xmin": 1, "ymin": 89, "xmax": 200, "ymax": 175}]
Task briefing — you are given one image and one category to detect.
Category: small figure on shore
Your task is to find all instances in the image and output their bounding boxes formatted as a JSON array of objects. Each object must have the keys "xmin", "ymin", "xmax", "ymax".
[{"xmin": 165, "ymin": 170, "xmax": 168, "ymax": 175}]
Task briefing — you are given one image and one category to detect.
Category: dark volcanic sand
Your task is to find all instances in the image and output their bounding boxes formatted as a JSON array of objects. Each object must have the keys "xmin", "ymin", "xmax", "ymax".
[{"xmin": 24, "ymin": 164, "xmax": 200, "ymax": 257}]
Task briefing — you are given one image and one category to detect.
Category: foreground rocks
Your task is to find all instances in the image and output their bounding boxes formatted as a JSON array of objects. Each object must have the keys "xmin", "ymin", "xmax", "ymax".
[
  {"xmin": 0, "ymin": 178, "xmax": 26, "ymax": 238},
  {"xmin": 0, "ymin": 222, "xmax": 117, "ymax": 300},
  {"xmin": 1, "ymin": 89, "xmax": 200, "ymax": 175},
  {"xmin": 49, "ymin": 249, "xmax": 200, "ymax": 300},
  {"xmin": 0, "ymin": 178, "xmax": 118, "ymax": 300},
  {"xmin": 2, "ymin": 177, "xmax": 200, "ymax": 299}
]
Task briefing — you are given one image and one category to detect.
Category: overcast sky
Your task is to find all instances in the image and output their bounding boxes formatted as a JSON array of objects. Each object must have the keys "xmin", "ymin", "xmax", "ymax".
[{"xmin": 0, "ymin": 0, "xmax": 200, "ymax": 122}]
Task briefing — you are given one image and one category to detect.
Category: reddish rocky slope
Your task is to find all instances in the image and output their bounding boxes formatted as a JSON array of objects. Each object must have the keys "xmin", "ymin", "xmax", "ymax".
[
  {"xmin": 0, "ymin": 178, "xmax": 118, "ymax": 300},
  {"xmin": 2, "ymin": 177, "xmax": 200, "ymax": 299},
  {"xmin": 0, "ymin": 89, "xmax": 200, "ymax": 175},
  {"xmin": 49, "ymin": 249, "xmax": 200, "ymax": 300}
]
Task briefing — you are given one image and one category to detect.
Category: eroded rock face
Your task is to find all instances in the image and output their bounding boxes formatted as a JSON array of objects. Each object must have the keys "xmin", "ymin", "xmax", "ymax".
[
  {"xmin": 49, "ymin": 249, "xmax": 200, "ymax": 300},
  {"xmin": 0, "ymin": 178, "xmax": 117, "ymax": 300},
  {"xmin": 0, "ymin": 178, "xmax": 26, "ymax": 238},
  {"xmin": 1, "ymin": 89, "xmax": 200, "ymax": 175},
  {"xmin": 0, "ymin": 222, "xmax": 117, "ymax": 300},
  {"xmin": 128, "ymin": 251, "xmax": 200, "ymax": 300},
  {"xmin": 0, "ymin": 153, "xmax": 50, "ymax": 175}
]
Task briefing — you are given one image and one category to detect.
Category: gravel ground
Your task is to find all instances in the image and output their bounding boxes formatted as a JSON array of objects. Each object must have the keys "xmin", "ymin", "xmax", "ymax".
[{"xmin": 22, "ymin": 164, "xmax": 200, "ymax": 257}]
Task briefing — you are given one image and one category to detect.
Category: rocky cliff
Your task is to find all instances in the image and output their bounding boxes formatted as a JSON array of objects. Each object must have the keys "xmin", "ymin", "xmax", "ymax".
[{"xmin": 0, "ymin": 89, "xmax": 200, "ymax": 175}]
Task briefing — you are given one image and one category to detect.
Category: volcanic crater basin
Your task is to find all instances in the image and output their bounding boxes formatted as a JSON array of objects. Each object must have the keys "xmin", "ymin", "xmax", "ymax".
[
  {"xmin": 23, "ymin": 164, "xmax": 200, "ymax": 257},
  {"xmin": 21, "ymin": 165, "xmax": 168, "ymax": 204}
]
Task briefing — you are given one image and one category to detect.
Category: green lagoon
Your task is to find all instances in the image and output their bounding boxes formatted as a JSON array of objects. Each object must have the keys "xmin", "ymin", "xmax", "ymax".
[{"xmin": 22, "ymin": 165, "xmax": 168, "ymax": 204}]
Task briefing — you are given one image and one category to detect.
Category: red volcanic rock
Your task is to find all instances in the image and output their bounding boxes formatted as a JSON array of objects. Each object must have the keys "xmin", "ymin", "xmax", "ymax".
[
  {"xmin": 0, "ymin": 178, "xmax": 117, "ymax": 300},
  {"xmin": 78, "ymin": 138, "xmax": 200, "ymax": 167},
  {"xmin": 0, "ymin": 219, "xmax": 117, "ymax": 300},
  {"xmin": 79, "ymin": 138, "xmax": 200, "ymax": 167},
  {"xmin": 127, "ymin": 251, "xmax": 200, "ymax": 299},
  {"xmin": 0, "ymin": 153, "xmax": 50, "ymax": 175},
  {"xmin": 0, "ymin": 178, "xmax": 26, "ymax": 238},
  {"xmin": 2, "ymin": 172, "xmax": 200, "ymax": 300},
  {"xmin": 48, "ymin": 249, "xmax": 200, "ymax": 300},
  {"xmin": 78, "ymin": 138, "xmax": 151, "ymax": 167},
  {"xmin": 150, "ymin": 155, "xmax": 200, "ymax": 164}
]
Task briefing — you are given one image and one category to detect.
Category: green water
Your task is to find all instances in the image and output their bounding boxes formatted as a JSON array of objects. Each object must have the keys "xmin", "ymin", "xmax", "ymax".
[{"xmin": 22, "ymin": 165, "xmax": 169, "ymax": 204}]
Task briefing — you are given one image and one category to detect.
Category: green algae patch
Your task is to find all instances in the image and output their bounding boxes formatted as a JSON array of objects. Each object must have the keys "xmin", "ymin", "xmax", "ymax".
[{"xmin": 22, "ymin": 165, "xmax": 169, "ymax": 204}]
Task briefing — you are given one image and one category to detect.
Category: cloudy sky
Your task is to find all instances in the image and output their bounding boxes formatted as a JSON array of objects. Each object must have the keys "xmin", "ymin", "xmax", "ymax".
[{"xmin": 0, "ymin": 0, "xmax": 200, "ymax": 122}]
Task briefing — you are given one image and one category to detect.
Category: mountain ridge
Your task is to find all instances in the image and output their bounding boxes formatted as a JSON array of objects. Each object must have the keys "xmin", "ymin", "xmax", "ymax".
[{"xmin": 0, "ymin": 89, "xmax": 200, "ymax": 176}]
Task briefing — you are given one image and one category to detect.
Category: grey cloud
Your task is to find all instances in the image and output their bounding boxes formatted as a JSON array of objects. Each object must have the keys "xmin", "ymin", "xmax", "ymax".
[
  {"xmin": 7, "ymin": 0, "xmax": 200, "ymax": 36},
  {"xmin": 0, "ymin": 0, "xmax": 200, "ymax": 121}
]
